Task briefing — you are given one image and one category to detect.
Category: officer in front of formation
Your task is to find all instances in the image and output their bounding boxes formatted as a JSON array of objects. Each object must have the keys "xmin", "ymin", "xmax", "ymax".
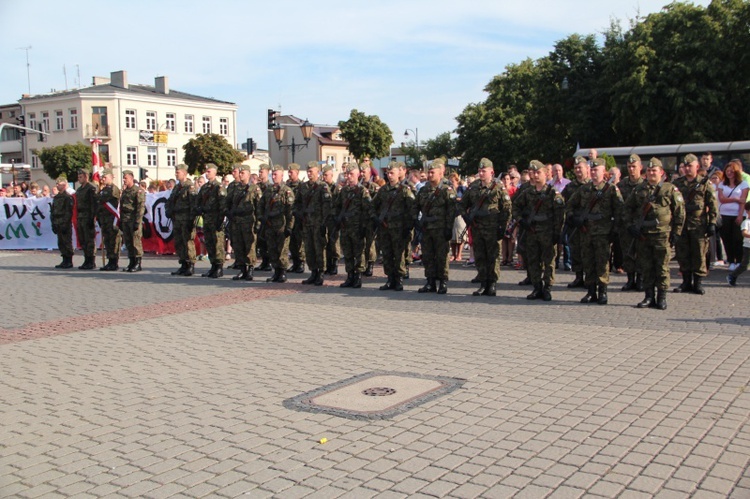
[
  {"xmin": 623, "ymin": 157, "xmax": 685, "ymax": 310},
  {"xmin": 75, "ymin": 167, "xmax": 99, "ymax": 270},
  {"xmin": 299, "ymin": 161, "xmax": 332, "ymax": 286},
  {"xmin": 286, "ymin": 163, "xmax": 306, "ymax": 274},
  {"xmin": 196, "ymin": 163, "xmax": 227, "ymax": 278},
  {"xmin": 566, "ymin": 158, "xmax": 624, "ymax": 305},
  {"xmin": 415, "ymin": 159, "xmax": 457, "ymax": 294},
  {"xmin": 672, "ymin": 153, "xmax": 718, "ymax": 295},
  {"xmin": 259, "ymin": 165, "xmax": 295, "ymax": 283},
  {"xmin": 333, "ymin": 163, "xmax": 373, "ymax": 289},
  {"xmin": 617, "ymin": 154, "xmax": 646, "ymax": 291},
  {"xmin": 166, "ymin": 164, "xmax": 198, "ymax": 276},
  {"xmin": 52, "ymin": 176, "xmax": 75, "ymax": 269},
  {"xmin": 96, "ymin": 168, "xmax": 121, "ymax": 271},
  {"xmin": 512, "ymin": 160, "xmax": 565, "ymax": 301},
  {"xmin": 119, "ymin": 170, "xmax": 146, "ymax": 272},
  {"xmin": 229, "ymin": 164, "xmax": 262, "ymax": 281}
]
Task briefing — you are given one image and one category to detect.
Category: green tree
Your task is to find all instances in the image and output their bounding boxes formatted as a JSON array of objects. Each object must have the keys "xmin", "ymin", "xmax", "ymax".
[
  {"xmin": 338, "ymin": 109, "xmax": 393, "ymax": 161},
  {"xmin": 35, "ymin": 142, "xmax": 91, "ymax": 182},
  {"xmin": 399, "ymin": 140, "xmax": 423, "ymax": 169},
  {"xmin": 183, "ymin": 133, "xmax": 244, "ymax": 175},
  {"xmin": 422, "ymin": 132, "xmax": 456, "ymax": 161}
]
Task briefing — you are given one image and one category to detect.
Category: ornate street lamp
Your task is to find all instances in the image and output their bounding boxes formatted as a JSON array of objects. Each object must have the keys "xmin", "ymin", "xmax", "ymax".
[{"xmin": 274, "ymin": 119, "xmax": 314, "ymax": 163}]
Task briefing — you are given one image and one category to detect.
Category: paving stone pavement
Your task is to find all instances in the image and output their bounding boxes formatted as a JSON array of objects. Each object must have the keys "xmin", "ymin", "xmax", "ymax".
[{"xmin": 1, "ymin": 251, "xmax": 749, "ymax": 498}]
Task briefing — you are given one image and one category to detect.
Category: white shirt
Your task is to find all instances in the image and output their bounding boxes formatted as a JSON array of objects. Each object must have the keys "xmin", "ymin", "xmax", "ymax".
[
  {"xmin": 742, "ymin": 219, "xmax": 750, "ymax": 248},
  {"xmin": 718, "ymin": 181, "xmax": 749, "ymax": 216}
]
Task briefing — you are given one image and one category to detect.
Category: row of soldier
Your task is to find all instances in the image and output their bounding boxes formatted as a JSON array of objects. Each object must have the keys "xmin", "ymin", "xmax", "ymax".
[{"xmin": 50, "ymin": 152, "xmax": 715, "ymax": 310}]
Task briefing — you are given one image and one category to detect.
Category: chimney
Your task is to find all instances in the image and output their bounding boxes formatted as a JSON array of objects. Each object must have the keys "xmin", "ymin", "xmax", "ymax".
[
  {"xmin": 155, "ymin": 76, "xmax": 169, "ymax": 94},
  {"xmin": 111, "ymin": 70, "xmax": 128, "ymax": 89}
]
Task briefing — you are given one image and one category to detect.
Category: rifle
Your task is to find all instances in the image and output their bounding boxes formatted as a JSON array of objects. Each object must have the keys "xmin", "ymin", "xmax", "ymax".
[
  {"xmin": 519, "ymin": 184, "xmax": 553, "ymax": 235},
  {"xmin": 373, "ymin": 186, "xmax": 400, "ymax": 238},
  {"xmin": 335, "ymin": 186, "xmax": 359, "ymax": 229},
  {"xmin": 567, "ymin": 183, "xmax": 610, "ymax": 240},
  {"xmin": 625, "ymin": 183, "xmax": 662, "ymax": 259},
  {"xmin": 458, "ymin": 182, "xmax": 494, "ymax": 240}
]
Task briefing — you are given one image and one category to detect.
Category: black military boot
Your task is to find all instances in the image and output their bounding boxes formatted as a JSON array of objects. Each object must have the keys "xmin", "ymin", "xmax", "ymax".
[
  {"xmin": 392, "ymin": 276, "xmax": 404, "ymax": 291},
  {"xmin": 313, "ymin": 269, "xmax": 324, "ymax": 286},
  {"xmin": 171, "ymin": 261, "xmax": 187, "ymax": 275},
  {"xmin": 621, "ymin": 272, "xmax": 635, "ymax": 291},
  {"xmin": 130, "ymin": 257, "xmax": 142, "ymax": 273},
  {"xmin": 437, "ymin": 279, "xmax": 448, "ymax": 295},
  {"xmin": 471, "ymin": 274, "xmax": 482, "ymax": 284},
  {"xmin": 267, "ymin": 267, "xmax": 281, "ymax": 283},
  {"xmin": 293, "ymin": 260, "xmax": 305, "ymax": 273},
  {"xmin": 244, "ymin": 266, "xmax": 254, "ymax": 281},
  {"xmin": 542, "ymin": 285, "xmax": 552, "ymax": 301},
  {"xmin": 483, "ymin": 281, "xmax": 497, "ymax": 296},
  {"xmin": 109, "ymin": 257, "xmax": 119, "ymax": 271},
  {"xmin": 419, "ymin": 278, "xmax": 437, "ymax": 293},
  {"xmin": 473, "ymin": 281, "xmax": 488, "ymax": 296},
  {"xmin": 656, "ymin": 288, "xmax": 668, "ymax": 310},
  {"xmin": 255, "ymin": 257, "xmax": 271, "ymax": 272},
  {"xmin": 287, "ymin": 260, "xmax": 298, "ymax": 273},
  {"xmin": 637, "ymin": 288, "xmax": 655, "ymax": 308},
  {"xmin": 233, "ymin": 265, "xmax": 248, "ymax": 281},
  {"xmin": 673, "ymin": 273, "xmax": 693, "ymax": 293},
  {"xmin": 62, "ymin": 256, "xmax": 74, "ymax": 268},
  {"xmin": 184, "ymin": 262, "xmax": 194, "ymax": 276},
  {"xmin": 56, "ymin": 256, "xmax": 71, "ymax": 269},
  {"xmin": 364, "ymin": 262, "xmax": 374, "ymax": 277},
  {"xmin": 351, "ymin": 272, "xmax": 362, "ymax": 288},
  {"xmin": 692, "ymin": 274, "xmax": 705, "ymax": 295},
  {"xmin": 581, "ymin": 285, "xmax": 598, "ymax": 303},
  {"xmin": 597, "ymin": 284, "xmax": 608, "ymax": 305},
  {"xmin": 302, "ymin": 269, "xmax": 318, "ymax": 285},
  {"xmin": 379, "ymin": 277, "xmax": 393, "ymax": 290},
  {"xmin": 526, "ymin": 284, "xmax": 543, "ymax": 300},
  {"xmin": 79, "ymin": 256, "xmax": 96, "ymax": 270},
  {"xmin": 277, "ymin": 270, "xmax": 288, "ymax": 283},
  {"xmin": 207, "ymin": 263, "xmax": 223, "ymax": 278},
  {"xmin": 635, "ymin": 273, "xmax": 644, "ymax": 291},
  {"xmin": 567, "ymin": 272, "xmax": 585, "ymax": 288},
  {"xmin": 340, "ymin": 272, "xmax": 354, "ymax": 288},
  {"xmin": 404, "ymin": 265, "xmax": 410, "ymax": 280},
  {"xmin": 518, "ymin": 276, "xmax": 532, "ymax": 286},
  {"xmin": 122, "ymin": 257, "xmax": 135, "ymax": 272},
  {"xmin": 329, "ymin": 259, "xmax": 339, "ymax": 276},
  {"xmin": 99, "ymin": 259, "xmax": 112, "ymax": 271}
]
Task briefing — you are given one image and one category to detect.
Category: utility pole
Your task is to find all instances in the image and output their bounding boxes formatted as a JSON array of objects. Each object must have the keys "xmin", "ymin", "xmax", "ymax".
[{"xmin": 18, "ymin": 46, "xmax": 32, "ymax": 94}]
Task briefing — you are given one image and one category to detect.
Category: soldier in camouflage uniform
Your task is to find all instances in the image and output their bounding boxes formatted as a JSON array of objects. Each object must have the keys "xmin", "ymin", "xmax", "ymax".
[
  {"xmin": 512, "ymin": 179, "xmax": 534, "ymax": 286},
  {"xmin": 254, "ymin": 164, "xmax": 273, "ymax": 272},
  {"xmin": 119, "ymin": 170, "xmax": 146, "ymax": 272},
  {"xmin": 285, "ymin": 163, "xmax": 306, "ymax": 274},
  {"xmin": 229, "ymin": 165, "xmax": 262, "ymax": 281},
  {"xmin": 401, "ymin": 166, "xmax": 419, "ymax": 279},
  {"xmin": 672, "ymin": 153, "xmax": 718, "ymax": 295},
  {"xmin": 566, "ymin": 158, "xmax": 624, "ymax": 305},
  {"xmin": 460, "ymin": 158, "xmax": 512, "ymax": 296},
  {"xmin": 623, "ymin": 158, "xmax": 686, "ymax": 310},
  {"xmin": 512, "ymin": 160, "xmax": 565, "ymax": 301},
  {"xmin": 96, "ymin": 168, "xmax": 121, "ymax": 271},
  {"xmin": 561, "ymin": 156, "xmax": 591, "ymax": 288},
  {"xmin": 259, "ymin": 165, "xmax": 295, "ymax": 283},
  {"xmin": 359, "ymin": 160, "xmax": 379, "ymax": 276},
  {"xmin": 225, "ymin": 164, "xmax": 241, "ymax": 269},
  {"xmin": 196, "ymin": 164, "xmax": 227, "ymax": 278},
  {"xmin": 414, "ymin": 160, "xmax": 457, "ymax": 294},
  {"xmin": 75, "ymin": 168, "xmax": 99, "ymax": 270},
  {"xmin": 299, "ymin": 161, "xmax": 332, "ymax": 286},
  {"xmin": 166, "ymin": 164, "xmax": 197, "ymax": 276},
  {"xmin": 617, "ymin": 154, "xmax": 646, "ymax": 291},
  {"xmin": 52, "ymin": 176, "xmax": 75, "ymax": 269},
  {"xmin": 323, "ymin": 165, "xmax": 341, "ymax": 275},
  {"xmin": 333, "ymin": 164, "xmax": 374, "ymax": 288},
  {"xmin": 372, "ymin": 161, "xmax": 414, "ymax": 291}
]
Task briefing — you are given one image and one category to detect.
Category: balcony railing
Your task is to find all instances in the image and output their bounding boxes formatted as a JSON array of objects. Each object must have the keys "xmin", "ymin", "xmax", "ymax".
[{"xmin": 85, "ymin": 124, "xmax": 110, "ymax": 138}]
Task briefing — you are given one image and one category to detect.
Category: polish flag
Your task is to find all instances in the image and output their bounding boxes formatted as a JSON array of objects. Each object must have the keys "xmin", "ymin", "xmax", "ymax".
[{"xmin": 90, "ymin": 136, "xmax": 102, "ymax": 182}]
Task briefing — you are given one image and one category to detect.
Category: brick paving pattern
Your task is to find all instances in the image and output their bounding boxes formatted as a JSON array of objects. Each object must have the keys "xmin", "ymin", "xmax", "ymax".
[{"xmin": 1, "ymin": 251, "xmax": 748, "ymax": 498}]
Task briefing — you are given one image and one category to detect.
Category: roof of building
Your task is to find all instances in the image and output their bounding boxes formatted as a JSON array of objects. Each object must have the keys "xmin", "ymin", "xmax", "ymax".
[
  {"xmin": 282, "ymin": 115, "xmax": 349, "ymax": 147},
  {"xmin": 20, "ymin": 83, "xmax": 236, "ymax": 106}
]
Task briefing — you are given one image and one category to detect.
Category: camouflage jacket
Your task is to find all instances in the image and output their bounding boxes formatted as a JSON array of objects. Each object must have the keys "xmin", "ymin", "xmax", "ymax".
[
  {"xmin": 566, "ymin": 181, "xmax": 624, "ymax": 236},
  {"xmin": 230, "ymin": 182, "xmax": 262, "ymax": 224},
  {"xmin": 459, "ymin": 180, "xmax": 512, "ymax": 230},
  {"xmin": 260, "ymin": 183, "xmax": 294, "ymax": 231},
  {"xmin": 51, "ymin": 191, "xmax": 74, "ymax": 231},
  {"xmin": 96, "ymin": 184, "xmax": 121, "ymax": 222},
  {"xmin": 372, "ymin": 182, "xmax": 415, "ymax": 229},
  {"xmin": 512, "ymin": 184, "xmax": 565, "ymax": 235},
  {"xmin": 333, "ymin": 184, "xmax": 373, "ymax": 231},
  {"xmin": 166, "ymin": 179, "xmax": 196, "ymax": 222},
  {"xmin": 197, "ymin": 179, "xmax": 226, "ymax": 215},
  {"xmin": 414, "ymin": 182, "xmax": 457, "ymax": 232},
  {"xmin": 295, "ymin": 179, "xmax": 332, "ymax": 226},
  {"xmin": 672, "ymin": 175, "xmax": 718, "ymax": 231},
  {"xmin": 119, "ymin": 185, "xmax": 145, "ymax": 223},
  {"xmin": 75, "ymin": 181, "xmax": 98, "ymax": 220},
  {"xmin": 623, "ymin": 181, "xmax": 685, "ymax": 236}
]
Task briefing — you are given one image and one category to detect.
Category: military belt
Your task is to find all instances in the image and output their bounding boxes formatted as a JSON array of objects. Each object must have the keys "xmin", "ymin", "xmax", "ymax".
[{"xmin": 685, "ymin": 203, "xmax": 701, "ymax": 212}]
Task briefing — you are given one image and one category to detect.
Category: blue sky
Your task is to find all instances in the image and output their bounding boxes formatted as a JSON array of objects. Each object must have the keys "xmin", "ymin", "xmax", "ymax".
[{"xmin": 0, "ymin": 0, "xmax": 709, "ymax": 151}]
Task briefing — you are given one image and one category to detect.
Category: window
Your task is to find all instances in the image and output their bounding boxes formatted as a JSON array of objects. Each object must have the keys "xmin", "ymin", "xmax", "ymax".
[
  {"xmin": 41, "ymin": 112, "xmax": 50, "ymax": 132},
  {"xmin": 126, "ymin": 146, "xmax": 138, "ymax": 166},
  {"xmin": 202, "ymin": 116, "xmax": 211, "ymax": 134},
  {"xmin": 147, "ymin": 147, "xmax": 157, "ymax": 167},
  {"xmin": 9, "ymin": 110, "xmax": 15, "ymax": 118},
  {"xmin": 31, "ymin": 154, "xmax": 40, "ymax": 169},
  {"xmin": 167, "ymin": 148, "xmax": 177, "ymax": 167},
  {"xmin": 146, "ymin": 111, "xmax": 156, "ymax": 131},
  {"xmin": 165, "ymin": 113, "xmax": 175, "ymax": 132},
  {"xmin": 125, "ymin": 109, "xmax": 136, "ymax": 129},
  {"xmin": 184, "ymin": 114, "xmax": 194, "ymax": 133},
  {"xmin": 326, "ymin": 155, "xmax": 335, "ymax": 166},
  {"xmin": 219, "ymin": 117, "xmax": 228, "ymax": 135},
  {"xmin": 69, "ymin": 109, "xmax": 78, "ymax": 129},
  {"xmin": 28, "ymin": 112, "xmax": 36, "ymax": 131},
  {"xmin": 55, "ymin": 110, "xmax": 64, "ymax": 130}
]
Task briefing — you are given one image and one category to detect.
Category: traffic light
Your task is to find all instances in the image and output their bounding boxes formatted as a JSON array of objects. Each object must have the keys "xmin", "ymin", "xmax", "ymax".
[
  {"xmin": 246, "ymin": 138, "xmax": 255, "ymax": 153},
  {"xmin": 267, "ymin": 109, "xmax": 277, "ymax": 130},
  {"xmin": 17, "ymin": 115, "xmax": 26, "ymax": 136}
]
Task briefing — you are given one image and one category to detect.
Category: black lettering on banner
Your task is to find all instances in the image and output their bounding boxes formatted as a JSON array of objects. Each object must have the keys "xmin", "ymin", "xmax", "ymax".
[
  {"xmin": 151, "ymin": 197, "xmax": 174, "ymax": 242},
  {"xmin": 4, "ymin": 203, "xmax": 28, "ymax": 220}
]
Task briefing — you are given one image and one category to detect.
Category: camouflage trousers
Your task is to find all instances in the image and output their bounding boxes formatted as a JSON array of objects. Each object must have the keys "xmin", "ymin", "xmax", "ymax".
[
  {"xmin": 421, "ymin": 228, "xmax": 450, "ymax": 280},
  {"xmin": 265, "ymin": 227, "xmax": 289, "ymax": 270},
  {"xmin": 363, "ymin": 226, "xmax": 377, "ymax": 264},
  {"xmin": 288, "ymin": 222, "xmax": 305, "ymax": 264},
  {"xmin": 57, "ymin": 228, "xmax": 74, "ymax": 258},
  {"xmin": 173, "ymin": 218, "xmax": 197, "ymax": 264},
  {"xmin": 380, "ymin": 226, "xmax": 408, "ymax": 279},
  {"xmin": 232, "ymin": 219, "xmax": 257, "ymax": 267},
  {"xmin": 569, "ymin": 230, "xmax": 583, "ymax": 273},
  {"xmin": 581, "ymin": 232, "xmax": 612, "ymax": 286},
  {"xmin": 76, "ymin": 216, "xmax": 96, "ymax": 258},
  {"xmin": 525, "ymin": 228, "xmax": 557, "ymax": 287},
  {"xmin": 304, "ymin": 223, "xmax": 326, "ymax": 271},
  {"xmin": 675, "ymin": 229, "xmax": 708, "ymax": 277},
  {"xmin": 325, "ymin": 222, "xmax": 340, "ymax": 263},
  {"xmin": 340, "ymin": 226, "xmax": 365, "ymax": 274},
  {"xmin": 203, "ymin": 219, "xmax": 225, "ymax": 265},
  {"xmin": 619, "ymin": 229, "xmax": 640, "ymax": 274},
  {"xmin": 636, "ymin": 234, "xmax": 670, "ymax": 291},
  {"xmin": 121, "ymin": 221, "xmax": 143, "ymax": 258},
  {"xmin": 473, "ymin": 226, "xmax": 501, "ymax": 282},
  {"xmin": 99, "ymin": 219, "xmax": 121, "ymax": 260}
]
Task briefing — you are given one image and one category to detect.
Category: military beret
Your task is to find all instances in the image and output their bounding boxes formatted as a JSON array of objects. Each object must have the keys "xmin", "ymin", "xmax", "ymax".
[
  {"xmin": 592, "ymin": 158, "xmax": 606, "ymax": 167},
  {"xmin": 101, "ymin": 168, "xmax": 113, "ymax": 176},
  {"xmin": 122, "ymin": 169, "xmax": 135, "ymax": 177},
  {"xmin": 479, "ymin": 158, "xmax": 493, "ymax": 169},
  {"xmin": 55, "ymin": 176, "xmax": 68, "ymax": 184},
  {"xmin": 307, "ymin": 161, "xmax": 320, "ymax": 170},
  {"xmin": 385, "ymin": 161, "xmax": 400, "ymax": 171},
  {"xmin": 232, "ymin": 163, "xmax": 242, "ymax": 171},
  {"xmin": 344, "ymin": 163, "xmax": 359, "ymax": 173},
  {"xmin": 432, "ymin": 158, "xmax": 446, "ymax": 166},
  {"xmin": 322, "ymin": 165, "xmax": 334, "ymax": 173},
  {"xmin": 627, "ymin": 154, "xmax": 641, "ymax": 164},
  {"xmin": 647, "ymin": 157, "xmax": 663, "ymax": 168},
  {"xmin": 427, "ymin": 162, "xmax": 443, "ymax": 170},
  {"xmin": 528, "ymin": 160, "xmax": 546, "ymax": 171},
  {"xmin": 684, "ymin": 153, "xmax": 698, "ymax": 164},
  {"xmin": 271, "ymin": 164, "xmax": 284, "ymax": 172},
  {"xmin": 205, "ymin": 163, "xmax": 218, "ymax": 171},
  {"xmin": 258, "ymin": 163, "xmax": 270, "ymax": 171},
  {"xmin": 288, "ymin": 163, "xmax": 300, "ymax": 171},
  {"xmin": 397, "ymin": 161, "xmax": 406, "ymax": 169},
  {"xmin": 239, "ymin": 164, "xmax": 251, "ymax": 172},
  {"xmin": 175, "ymin": 163, "xmax": 189, "ymax": 172},
  {"xmin": 77, "ymin": 167, "xmax": 91, "ymax": 175},
  {"xmin": 574, "ymin": 156, "xmax": 588, "ymax": 165}
]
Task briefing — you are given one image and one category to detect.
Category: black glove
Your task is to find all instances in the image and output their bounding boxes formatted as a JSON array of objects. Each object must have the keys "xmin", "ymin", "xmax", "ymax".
[
  {"xmin": 706, "ymin": 223, "xmax": 716, "ymax": 236},
  {"xmin": 51, "ymin": 224, "xmax": 58, "ymax": 235},
  {"xmin": 627, "ymin": 225, "xmax": 641, "ymax": 238},
  {"xmin": 445, "ymin": 228, "xmax": 453, "ymax": 242},
  {"xmin": 669, "ymin": 231, "xmax": 679, "ymax": 247},
  {"xmin": 284, "ymin": 228, "xmax": 291, "ymax": 238}
]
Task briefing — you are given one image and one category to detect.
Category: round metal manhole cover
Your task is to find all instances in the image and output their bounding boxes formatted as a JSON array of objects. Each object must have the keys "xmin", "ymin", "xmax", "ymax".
[{"xmin": 362, "ymin": 387, "xmax": 397, "ymax": 397}]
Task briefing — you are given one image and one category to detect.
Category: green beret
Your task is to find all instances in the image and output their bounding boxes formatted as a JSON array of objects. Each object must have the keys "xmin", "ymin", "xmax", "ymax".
[
  {"xmin": 627, "ymin": 154, "xmax": 641, "ymax": 164},
  {"xmin": 55, "ymin": 176, "xmax": 68, "ymax": 184},
  {"xmin": 684, "ymin": 153, "xmax": 698, "ymax": 164},
  {"xmin": 259, "ymin": 163, "xmax": 270, "ymax": 171},
  {"xmin": 574, "ymin": 156, "xmax": 588, "ymax": 165},
  {"xmin": 386, "ymin": 161, "xmax": 401, "ymax": 171},
  {"xmin": 271, "ymin": 164, "xmax": 284, "ymax": 172},
  {"xmin": 288, "ymin": 163, "xmax": 300, "ymax": 171},
  {"xmin": 428, "ymin": 162, "xmax": 442, "ymax": 170},
  {"xmin": 122, "ymin": 169, "xmax": 135, "ymax": 177},
  {"xmin": 101, "ymin": 168, "xmax": 113, "ymax": 176},
  {"xmin": 307, "ymin": 161, "xmax": 320, "ymax": 170},
  {"xmin": 397, "ymin": 161, "xmax": 406, "ymax": 169},
  {"xmin": 344, "ymin": 163, "xmax": 359, "ymax": 173},
  {"xmin": 592, "ymin": 158, "xmax": 606, "ymax": 167},
  {"xmin": 478, "ymin": 158, "xmax": 493, "ymax": 169},
  {"xmin": 322, "ymin": 165, "xmax": 334, "ymax": 173},
  {"xmin": 175, "ymin": 163, "xmax": 189, "ymax": 172},
  {"xmin": 647, "ymin": 157, "xmax": 663, "ymax": 168},
  {"xmin": 239, "ymin": 165, "xmax": 251, "ymax": 172},
  {"xmin": 231, "ymin": 163, "xmax": 242, "ymax": 171},
  {"xmin": 205, "ymin": 163, "xmax": 218, "ymax": 171},
  {"xmin": 528, "ymin": 160, "xmax": 546, "ymax": 171},
  {"xmin": 432, "ymin": 158, "xmax": 446, "ymax": 166},
  {"xmin": 77, "ymin": 167, "xmax": 91, "ymax": 175}
]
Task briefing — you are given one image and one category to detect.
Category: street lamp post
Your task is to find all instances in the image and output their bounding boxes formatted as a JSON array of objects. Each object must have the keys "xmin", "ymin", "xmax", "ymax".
[
  {"xmin": 403, "ymin": 128, "xmax": 421, "ymax": 168},
  {"xmin": 274, "ymin": 119, "xmax": 314, "ymax": 163}
]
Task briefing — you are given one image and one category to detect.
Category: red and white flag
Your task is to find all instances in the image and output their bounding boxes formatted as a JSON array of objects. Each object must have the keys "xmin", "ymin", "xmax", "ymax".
[{"xmin": 90, "ymin": 137, "xmax": 102, "ymax": 182}]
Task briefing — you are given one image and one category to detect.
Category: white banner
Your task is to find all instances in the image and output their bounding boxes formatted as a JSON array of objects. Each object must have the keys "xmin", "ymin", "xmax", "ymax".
[{"xmin": 0, "ymin": 197, "xmax": 58, "ymax": 250}]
